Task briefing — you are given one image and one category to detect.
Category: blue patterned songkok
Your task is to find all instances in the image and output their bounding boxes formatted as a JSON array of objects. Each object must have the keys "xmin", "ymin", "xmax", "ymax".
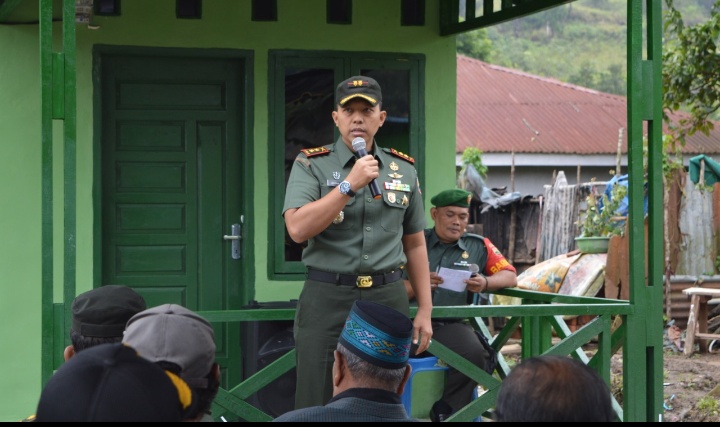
[{"xmin": 339, "ymin": 300, "xmax": 413, "ymax": 369}]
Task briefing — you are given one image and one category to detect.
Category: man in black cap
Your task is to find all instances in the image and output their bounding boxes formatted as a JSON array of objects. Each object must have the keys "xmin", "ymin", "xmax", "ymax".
[
  {"xmin": 64, "ymin": 285, "xmax": 146, "ymax": 360},
  {"xmin": 35, "ymin": 343, "xmax": 194, "ymax": 422},
  {"xmin": 273, "ymin": 300, "xmax": 419, "ymax": 422},
  {"xmin": 404, "ymin": 188, "xmax": 517, "ymax": 422},
  {"xmin": 21, "ymin": 285, "xmax": 147, "ymax": 422},
  {"xmin": 283, "ymin": 75, "xmax": 433, "ymax": 409}
]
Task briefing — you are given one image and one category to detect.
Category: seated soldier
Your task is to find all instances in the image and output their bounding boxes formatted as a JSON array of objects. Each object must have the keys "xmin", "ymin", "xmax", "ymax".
[{"xmin": 404, "ymin": 188, "xmax": 517, "ymax": 422}]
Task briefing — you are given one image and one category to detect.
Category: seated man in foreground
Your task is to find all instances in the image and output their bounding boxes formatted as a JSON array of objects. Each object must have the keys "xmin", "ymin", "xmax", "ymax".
[{"xmin": 273, "ymin": 300, "xmax": 419, "ymax": 422}]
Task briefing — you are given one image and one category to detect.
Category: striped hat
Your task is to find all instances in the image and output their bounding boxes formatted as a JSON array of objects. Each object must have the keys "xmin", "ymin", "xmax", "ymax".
[{"xmin": 338, "ymin": 300, "xmax": 413, "ymax": 369}]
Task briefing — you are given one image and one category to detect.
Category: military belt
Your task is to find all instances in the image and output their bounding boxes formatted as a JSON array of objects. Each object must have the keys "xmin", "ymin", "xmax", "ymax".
[{"xmin": 307, "ymin": 268, "xmax": 403, "ymax": 288}]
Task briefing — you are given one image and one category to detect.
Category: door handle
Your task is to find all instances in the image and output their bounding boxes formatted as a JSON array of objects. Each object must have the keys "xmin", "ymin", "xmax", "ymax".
[{"xmin": 223, "ymin": 222, "xmax": 242, "ymax": 259}]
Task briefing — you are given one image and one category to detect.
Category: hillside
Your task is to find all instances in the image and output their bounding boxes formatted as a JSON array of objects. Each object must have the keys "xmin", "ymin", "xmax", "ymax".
[{"xmin": 474, "ymin": 0, "xmax": 715, "ymax": 96}]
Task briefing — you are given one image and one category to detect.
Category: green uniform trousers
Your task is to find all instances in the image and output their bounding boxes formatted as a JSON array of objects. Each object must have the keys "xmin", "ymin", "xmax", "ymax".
[{"xmin": 293, "ymin": 278, "xmax": 409, "ymax": 409}]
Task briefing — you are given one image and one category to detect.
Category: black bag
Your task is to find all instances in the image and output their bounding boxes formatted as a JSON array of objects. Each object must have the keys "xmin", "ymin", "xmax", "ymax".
[{"xmin": 474, "ymin": 329, "xmax": 498, "ymax": 374}]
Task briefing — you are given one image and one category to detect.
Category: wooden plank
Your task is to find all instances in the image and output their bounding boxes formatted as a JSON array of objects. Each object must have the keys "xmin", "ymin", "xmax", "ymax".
[{"xmin": 684, "ymin": 294, "xmax": 699, "ymax": 356}]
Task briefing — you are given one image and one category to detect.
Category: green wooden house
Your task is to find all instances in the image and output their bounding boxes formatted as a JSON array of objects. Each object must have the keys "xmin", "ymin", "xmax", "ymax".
[{"xmin": 0, "ymin": 0, "xmax": 664, "ymax": 422}]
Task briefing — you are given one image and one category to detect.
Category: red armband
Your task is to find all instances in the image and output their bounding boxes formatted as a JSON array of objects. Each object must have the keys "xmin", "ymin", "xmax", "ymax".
[{"xmin": 483, "ymin": 238, "xmax": 517, "ymax": 275}]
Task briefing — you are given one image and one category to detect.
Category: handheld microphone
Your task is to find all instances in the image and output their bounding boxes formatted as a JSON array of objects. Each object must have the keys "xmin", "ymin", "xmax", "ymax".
[
  {"xmin": 351, "ymin": 137, "xmax": 382, "ymax": 199},
  {"xmin": 469, "ymin": 264, "xmax": 480, "ymax": 278},
  {"xmin": 469, "ymin": 263, "xmax": 489, "ymax": 305}
]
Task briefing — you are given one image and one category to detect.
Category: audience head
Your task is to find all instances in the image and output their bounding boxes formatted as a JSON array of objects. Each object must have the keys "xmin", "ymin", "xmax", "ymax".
[
  {"xmin": 36, "ymin": 343, "xmax": 193, "ymax": 422},
  {"xmin": 336, "ymin": 300, "xmax": 413, "ymax": 390},
  {"xmin": 122, "ymin": 303, "xmax": 218, "ymax": 421},
  {"xmin": 494, "ymin": 354, "xmax": 615, "ymax": 422},
  {"xmin": 67, "ymin": 285, "xmax": 146, "ymax": 358}
]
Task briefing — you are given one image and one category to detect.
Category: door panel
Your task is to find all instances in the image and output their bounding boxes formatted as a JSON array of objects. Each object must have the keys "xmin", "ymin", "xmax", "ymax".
[{"xmin": 100, "ymin": 52, "xmax": 244, "ymax": 385}]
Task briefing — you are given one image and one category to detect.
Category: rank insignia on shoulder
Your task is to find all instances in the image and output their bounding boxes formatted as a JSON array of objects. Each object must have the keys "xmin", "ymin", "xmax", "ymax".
[
  {"xmin": 300, "ymin": 146, "xmax": 330, "ymax": 157},
  {"xmin": 387, "ymin": 148, "xmax": 414, "ymax": 164}
]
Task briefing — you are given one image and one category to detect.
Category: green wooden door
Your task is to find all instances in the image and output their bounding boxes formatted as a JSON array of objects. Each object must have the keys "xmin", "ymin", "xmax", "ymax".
[{"xmin": 99, "ymin": 51, "xmax": 245, "ymax": 386}]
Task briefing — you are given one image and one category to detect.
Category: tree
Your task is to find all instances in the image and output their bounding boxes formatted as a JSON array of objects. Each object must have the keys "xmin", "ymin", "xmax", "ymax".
[
  {"xmin": 662, "ymin": 0, "xmax": 720, "ymax": 147},
  {"xmin": 457, "ymin": 29, "xmax": 493, "ymax": 61},
  {"xmin": 597, "ymin": 64, "xmax": 626, "ymax": 96},
  {"xmin": 568, "ymin": 61, "xmax": 597, "ymax": 88}
]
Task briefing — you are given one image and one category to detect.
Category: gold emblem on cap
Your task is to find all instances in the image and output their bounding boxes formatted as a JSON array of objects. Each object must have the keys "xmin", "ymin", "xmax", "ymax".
[
  {"xmin": 462, "ymin": 251, "xmax": 469, "ymax": 259},
  {"xmin": 467, "ymin": 194, "xmax": 472, "ymax": 205},
  {"xmin": 333, "ymin": 211, "xmax": 345, "ymax": 224},
  {"xmin": 388, "ymin": 192, "xmax": 396, "ymax": 204},
  {"xmin": 402, "ymin": 195, "xmax": 409, "ymax": 206},
  {"xmin": 389, "ymin": 161, "xmax": 399, "ymax": 171}
]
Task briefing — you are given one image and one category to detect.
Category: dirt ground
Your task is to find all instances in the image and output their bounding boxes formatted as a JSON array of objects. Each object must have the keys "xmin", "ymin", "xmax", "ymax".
[{"xmin": 616, "ymin": 348, "xmax": 720, "ymax": 422}]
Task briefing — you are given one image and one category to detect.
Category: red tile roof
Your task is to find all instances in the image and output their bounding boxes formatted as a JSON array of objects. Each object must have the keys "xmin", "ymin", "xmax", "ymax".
[{"xmin": 456, "ymin": 55, "xmax": 720, "ymax": 156}]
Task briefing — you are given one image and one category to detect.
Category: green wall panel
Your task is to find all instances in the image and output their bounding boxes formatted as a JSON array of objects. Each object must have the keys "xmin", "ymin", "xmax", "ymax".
[{"xmin": 0, "ymin": 0, "xmax": 456, "ymax": 420}]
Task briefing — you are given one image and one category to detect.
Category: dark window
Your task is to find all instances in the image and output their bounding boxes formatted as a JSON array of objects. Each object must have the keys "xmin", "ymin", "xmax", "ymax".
[
  {"xmin": 252, "ymin": 0, "xmax": 277, "ymax": 21},
  {"xmin": 94, "ymin": 0, "xmax": 121, "ymax": 16},
  {"xmin": 401, "ymin": 0, "xmax": 425, "ymax": 26},
  {"xmin": 327, "ymin": 0, "xmax": 352, "ymax": 24},
  {"xmin": 177, "ymin": 0, "xmax": 202, "ymax": 19}
]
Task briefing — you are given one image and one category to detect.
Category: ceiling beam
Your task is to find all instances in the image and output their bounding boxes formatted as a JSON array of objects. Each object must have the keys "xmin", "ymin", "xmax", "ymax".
[
  {"xmin": 0, "ymin": 0, "xmax": 23, "ymax": 22},
  {"xmin": 440, "ymin": 0, "xmax": 576, "ymax": 36}
]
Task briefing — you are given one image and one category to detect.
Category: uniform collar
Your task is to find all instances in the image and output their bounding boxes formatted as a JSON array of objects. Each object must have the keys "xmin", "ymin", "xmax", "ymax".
[{"xmin": 427, "ymin": 228, "xmax": 468, "ymax": 250}]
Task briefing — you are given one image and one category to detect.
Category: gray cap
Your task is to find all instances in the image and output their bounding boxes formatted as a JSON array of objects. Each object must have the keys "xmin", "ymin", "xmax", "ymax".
[{"xmin": 122, "ymin": 304, "xmax": 216, "ymax": 388}]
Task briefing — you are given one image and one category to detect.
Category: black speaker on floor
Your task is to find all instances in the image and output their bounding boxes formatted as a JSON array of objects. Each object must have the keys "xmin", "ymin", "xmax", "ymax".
[{"xmin": 240, "ymin": 300, "xmax": 298, "ymax": 419}]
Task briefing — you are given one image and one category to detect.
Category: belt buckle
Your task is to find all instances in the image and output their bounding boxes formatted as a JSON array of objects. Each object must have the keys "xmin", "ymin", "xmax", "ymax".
[{"xmin": 356, "ymin": 275, "xmax": 373, "ymax": 288}]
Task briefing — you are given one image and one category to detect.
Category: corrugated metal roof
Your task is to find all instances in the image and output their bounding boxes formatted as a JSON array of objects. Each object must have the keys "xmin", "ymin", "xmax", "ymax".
[{"xmin": 457, "ymin": 55, "xmax": 720, "ymax": 156}]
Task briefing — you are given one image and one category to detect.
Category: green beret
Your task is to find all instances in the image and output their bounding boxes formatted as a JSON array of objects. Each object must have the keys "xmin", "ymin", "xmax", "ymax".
[{"xmin": 430, "ymin": 189, "xmax": 473, "ymax": 208}]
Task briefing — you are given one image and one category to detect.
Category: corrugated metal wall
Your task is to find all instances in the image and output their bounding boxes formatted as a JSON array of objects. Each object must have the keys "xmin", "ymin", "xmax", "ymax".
[
  {"xmin": 677, "ymin": 178, "xmax": 717, "ymax": 276},
  {"xmin": 538, "ymin": 171, "xmax": 597, "ymax": 261}
]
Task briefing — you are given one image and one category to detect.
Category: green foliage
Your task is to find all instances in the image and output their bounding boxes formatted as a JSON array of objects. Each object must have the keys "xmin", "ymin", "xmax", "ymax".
[
  {"xmin": 483, "ymin": 0, "xmax": 630, "ymax": 96},
  {"xmin": 568, "ymin": 61, "xmax": 597, "ymax": 88},
  {"xmin": 696, "ymin": 396, "xmax": 720, "ymax": 414},
  {"xmin": 643, "ymin": 134, "xmax": 684, "ymax": 181},
  {"xmin": 457, "ymin": 29, "xmax": 493, "ymax": 62},
  {"xmin": 462, "ymin": 0, "xmax": 713, "ymax": 99},
  {"xmin": 577, "ymin": 181, "xmax": 628, "ymax": 238},
  {"xmin": 459, "ymin": 147, "xmax": 487, "ymax": 180},
  {"xmin": 662, "ymin": 0, "xmax": 720, "ymax": 148}
]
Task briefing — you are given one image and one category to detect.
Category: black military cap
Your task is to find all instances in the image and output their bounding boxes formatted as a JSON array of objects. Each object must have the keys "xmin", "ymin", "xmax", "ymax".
[
  {"xmin": 36, "ymin": 343, "xmax": 189, "ymax": 422},
  {"xmin": 335, "ymin": 76, "xmax": 383, "ymax": 107},
  {"xmin": 71, "ymin": 285, "xmax": 146, "ymax": 337}
]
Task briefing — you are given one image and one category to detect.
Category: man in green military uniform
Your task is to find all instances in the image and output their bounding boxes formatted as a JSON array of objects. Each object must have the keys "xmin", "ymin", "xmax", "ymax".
[
  {"xmin": 404, "ymin": 188, "xmax": 517, "ymax": 422},
  {"xmin": 283, "ymin": 75, "xmax": 433, "ymax": 409}
]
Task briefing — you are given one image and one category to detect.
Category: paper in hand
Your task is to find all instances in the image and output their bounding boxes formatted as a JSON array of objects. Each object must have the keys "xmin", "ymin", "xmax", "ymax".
[{"xmin": 437, "ymin": 267, "xmax": 472, "ymax": 292}]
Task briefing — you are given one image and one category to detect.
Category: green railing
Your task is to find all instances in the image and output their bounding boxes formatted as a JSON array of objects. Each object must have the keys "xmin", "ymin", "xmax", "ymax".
[{"xmin": 199, "ymin": 287, "xmax": 632, "ymax": 422}]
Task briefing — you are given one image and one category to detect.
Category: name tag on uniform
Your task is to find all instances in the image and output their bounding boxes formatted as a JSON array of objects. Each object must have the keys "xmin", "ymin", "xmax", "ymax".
[{"xmin": 327, "ymin": 179, "xmax": 341, "ymax": 187}]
